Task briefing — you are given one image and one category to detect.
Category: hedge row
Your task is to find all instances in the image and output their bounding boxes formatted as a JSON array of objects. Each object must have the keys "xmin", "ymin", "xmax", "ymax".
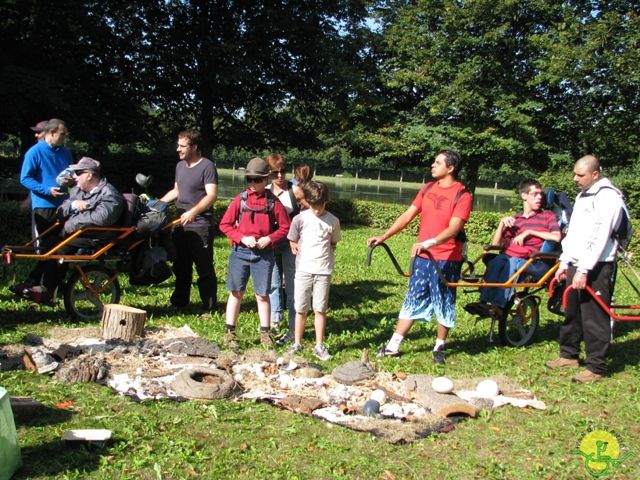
[{"xmin": 2, "ymin": 199, "xmax": 636, "ymax": 261}]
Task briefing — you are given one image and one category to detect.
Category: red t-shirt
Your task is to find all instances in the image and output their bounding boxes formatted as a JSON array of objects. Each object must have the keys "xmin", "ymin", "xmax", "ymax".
[
  {"xmin": 503, "ymin": 209, "xmax": 560, "ymax": 258},
  {"xmin": 219, "ymin": 188, "xmax": 291, "ymax": 247},
  {"xmin": 412, "ymin": 181, "xmax": 472, "ymax": 261}
]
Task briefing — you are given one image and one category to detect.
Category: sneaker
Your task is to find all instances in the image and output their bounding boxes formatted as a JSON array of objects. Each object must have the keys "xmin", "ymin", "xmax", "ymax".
[
  {"xmin": 275, "ymin": 331, "xmax": 294, "ymax": 347},
  {"xmin": 287, "ymin": 343, "xmax": 303, "ymax": 355},
  {"xmin": 545, "ymin": 357, "xmax": 579, "ymax": 369},
  {"xmin": 572, "ymin": 369, "xmax": 604, "ymax": 383},
  {"xmin": 25, "ymin": 348, "xmax": 59, "ymax": 374},
  {"xmin": 260, "ymin": 332, "xmax": 274, "ymax": 349},
  {"xmin": 312, "ymin": 344, "xmax": 331, "ymax": 361},
  {"xmin": 376, "ymin": 346, "xmax": 400, "ymax": 358},
  {"xmin": 432, "ymin": 347, "xmax": 446, "ymax": 365},
  {"xmin": 223, "ymin": 331, "xmax": 239, "ymax": 352},
  {"xmin": 22, "ymin": 285, "xmax": 52, "ymax": 304}
]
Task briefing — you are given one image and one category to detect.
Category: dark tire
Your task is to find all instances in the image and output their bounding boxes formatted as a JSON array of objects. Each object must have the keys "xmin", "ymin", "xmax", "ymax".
[
  {"xmin": 498, "ymin": 295, "xmax": 540, "ymax": 347},
  {"xmin": 63, "ymin": 265, "xmax": 121, "ymax": 321}
]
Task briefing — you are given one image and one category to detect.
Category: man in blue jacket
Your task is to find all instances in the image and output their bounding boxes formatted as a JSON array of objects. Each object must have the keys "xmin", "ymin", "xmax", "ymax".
[{"xmin": 17, "ymin": 118, "xmax": 73, "ymax": 302}]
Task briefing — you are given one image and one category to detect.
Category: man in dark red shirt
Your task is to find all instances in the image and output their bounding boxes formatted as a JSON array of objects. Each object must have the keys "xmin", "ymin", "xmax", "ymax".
[
  {"xmin": 466, "ymin": 179, "xmax": 561, "ymax": 318},
  {"xmin": 219, "ymin": 157, "xmax": 290, "ymax": 351}
]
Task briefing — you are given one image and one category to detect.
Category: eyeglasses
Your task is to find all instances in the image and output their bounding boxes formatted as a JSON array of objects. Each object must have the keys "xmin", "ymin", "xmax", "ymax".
[
  {"xmin": 246, "ymin": 177, "xmax": 266, "ymax": 183},
  {"xmin": 270, "ymin": 169, "xmax": 286, "ymax": 176}
]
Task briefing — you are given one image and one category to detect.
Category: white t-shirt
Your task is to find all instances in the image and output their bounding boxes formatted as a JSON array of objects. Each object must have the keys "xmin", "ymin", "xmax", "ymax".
[{"xmin": 288, "ymin": 209, "xmax": 341, "ymax": 274}]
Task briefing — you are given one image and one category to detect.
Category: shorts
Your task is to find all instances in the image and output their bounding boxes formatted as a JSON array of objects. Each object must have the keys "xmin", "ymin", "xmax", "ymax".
[
  {"xmin": 226, "ymin": 245, "xmax": 275, "ymax": 296},
  {"xmin": 398, "ymin": 257, "xmax": 461, "ymax": 328},
  {"xmin": 294, "ymin": 271, "xmax": 331, "ymax": 314}
]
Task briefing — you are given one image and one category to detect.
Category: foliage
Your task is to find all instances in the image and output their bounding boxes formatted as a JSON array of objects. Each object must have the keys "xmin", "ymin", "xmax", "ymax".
[{"xmin": 0, "ymin": 227, "xmax": 639, "ymax": 479}]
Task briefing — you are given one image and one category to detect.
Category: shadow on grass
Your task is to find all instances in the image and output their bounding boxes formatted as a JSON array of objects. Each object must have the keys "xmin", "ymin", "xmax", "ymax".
[
  {"xmin": 15, "ymin": 439, "xmax": 104, "ymax": 479},
  {"xmin": 13, "ymin": 405, "xmax": 73, "ymax": 427}
]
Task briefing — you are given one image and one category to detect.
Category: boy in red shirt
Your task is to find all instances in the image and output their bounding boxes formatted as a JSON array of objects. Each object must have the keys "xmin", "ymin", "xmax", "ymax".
[
  {"xmin": 367, "ymin": 151, "xmax": 472, "ymax": 363},
  {"xmin": 219, "ymin": 157, "xmax": 290, "ymax": 350}
]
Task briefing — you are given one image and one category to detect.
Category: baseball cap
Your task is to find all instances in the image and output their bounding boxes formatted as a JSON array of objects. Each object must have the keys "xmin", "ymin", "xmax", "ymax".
[
  {"xmin": 30, "ymin": 120, "xmax": 49, "ymax": 132},
  {"xmin": 69, "ymin": 157, "xmax": 101, "ymax": 173}
]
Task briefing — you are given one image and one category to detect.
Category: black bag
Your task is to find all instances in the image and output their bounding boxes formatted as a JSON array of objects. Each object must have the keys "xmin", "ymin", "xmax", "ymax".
[
  {"xmin": 547, "ymin": 280, "xmax": 566, "ymax": 316},
  {"xmin": 129, "ymin": 240, "xmax": 172, "ymax": 286}
]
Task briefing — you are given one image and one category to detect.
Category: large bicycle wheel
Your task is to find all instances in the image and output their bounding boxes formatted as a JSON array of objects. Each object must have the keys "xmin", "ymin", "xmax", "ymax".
[
  {"xmin": 498, "ymin": 295, "xmax": 540, "ymax": 347},
  {"xmin": 63, "ymin": 265, "xmax": 121, "ymax": 321}
]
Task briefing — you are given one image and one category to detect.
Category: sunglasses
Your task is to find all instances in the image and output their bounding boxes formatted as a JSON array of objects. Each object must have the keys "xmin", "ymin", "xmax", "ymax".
[
  {"xmin": 246, "ymin": 176, "xmax": 266, "ymax": 183},
  {"xmin": 270, "ymin": 169, "xmax": 286, "ymax": 175}
]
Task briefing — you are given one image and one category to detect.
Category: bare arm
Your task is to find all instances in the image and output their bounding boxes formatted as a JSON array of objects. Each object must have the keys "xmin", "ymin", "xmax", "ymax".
[
  {"xmin": 160, "ymin": 183, "xmax": 179, "ymax": 203},
  {"xmin": 411, "ymin": 216, "xmax": 467, "ymax": 256},
  {"xmin": 366, "ymin": 205, "xmax": 420, "ymax": 247}
]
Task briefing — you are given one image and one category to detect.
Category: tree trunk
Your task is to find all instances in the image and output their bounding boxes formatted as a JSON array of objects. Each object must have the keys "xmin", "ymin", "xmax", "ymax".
[{"xmin": 100, "ymin": 304, "xmax": 146, "ymax": 342}]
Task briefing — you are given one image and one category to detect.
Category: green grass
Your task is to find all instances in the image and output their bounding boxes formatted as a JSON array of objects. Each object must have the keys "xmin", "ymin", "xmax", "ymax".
[{"xmin": 1, "ymin": 227, "xmax": 639, "ymax": 479}]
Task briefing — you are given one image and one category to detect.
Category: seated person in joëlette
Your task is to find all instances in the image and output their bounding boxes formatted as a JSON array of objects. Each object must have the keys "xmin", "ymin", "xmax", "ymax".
[
  {"xmin": 465, "ymin": 179, "xmax": 561, "ymax": 319},
  {"xmin": 20, "ymin": 157, "xmax": 124, "ymax": 303}
]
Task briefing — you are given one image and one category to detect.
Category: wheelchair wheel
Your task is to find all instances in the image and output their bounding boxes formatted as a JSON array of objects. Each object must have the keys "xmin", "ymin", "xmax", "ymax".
[
  {"xmin": 498, "ymin": 295, "xmax": 540, "ymax": 347},
  {"xmin": 63, "ymin": 265, "xmax": 121, "ymax": 321}
]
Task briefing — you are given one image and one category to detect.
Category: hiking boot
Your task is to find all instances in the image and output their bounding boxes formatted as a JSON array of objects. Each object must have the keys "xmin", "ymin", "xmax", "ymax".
[
  {"xmin": 223, "ymin": 331, "xmax": 239, "ymax": 352},
  {"xmin": 260, "ymin": 332, "xmax": 274, "ymax": 349},
  {"xmin": 432, "ymin": 346, "xmax": 446, "ymax": 365},
  {"xmin": 572, "ymin": 369, "xmax": 604, "ymax": 383},
  {"xmin": 312, "ymin": 343, "xmax": 331, "ymax": 361},
  {"xmin": 287, "ymin": 343, "xmax": 303, "ymax": 355},
  {"xmin": 376, "ymin": 346, "xmax": 400, "ymax": 358},
  {"xmin": 24, "ymin": 348, "xmax": 59, "ymax": 374},
  {"xmin": 545, "ymin": 357, "xmax": 579, "ymax": 369},
  {"xmin": 275, "ymin": 331, "xmax": 294, "ymax": 347}
]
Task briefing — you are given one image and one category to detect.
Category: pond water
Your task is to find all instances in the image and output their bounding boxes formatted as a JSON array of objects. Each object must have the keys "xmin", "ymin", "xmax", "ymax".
[{"xmin": 217, "ymin": 172, "xmax": 513, "ymax": 213}]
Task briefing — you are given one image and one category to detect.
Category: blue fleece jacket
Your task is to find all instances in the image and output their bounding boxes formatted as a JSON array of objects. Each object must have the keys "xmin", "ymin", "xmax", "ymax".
[{"xmin": 20, "ymin": 140, "xmax": 73, "ymax": 209}]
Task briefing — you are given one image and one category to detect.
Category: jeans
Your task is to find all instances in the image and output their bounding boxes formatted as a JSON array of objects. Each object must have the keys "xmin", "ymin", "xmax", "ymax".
[{"xmin": 269, "ymin": 241, "xmax": 296, "ymax": 330}]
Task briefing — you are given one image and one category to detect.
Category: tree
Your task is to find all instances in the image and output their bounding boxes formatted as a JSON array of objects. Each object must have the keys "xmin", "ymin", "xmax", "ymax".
[{"xmin": 359, "ymin": 0, "xmax": 564, "ymax": 190}]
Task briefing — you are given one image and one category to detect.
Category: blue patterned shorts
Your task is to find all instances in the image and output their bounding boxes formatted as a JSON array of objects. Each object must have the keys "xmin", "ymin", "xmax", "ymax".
[{"xmin": 399, "ymin": 257, "xmax": 461, "ymax": 328}]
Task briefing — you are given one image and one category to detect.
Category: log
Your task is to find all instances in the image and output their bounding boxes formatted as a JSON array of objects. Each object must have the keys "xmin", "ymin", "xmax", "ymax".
[{"xmin": 100, "ymin": 304, "xmax": 146, "ymax": 341}]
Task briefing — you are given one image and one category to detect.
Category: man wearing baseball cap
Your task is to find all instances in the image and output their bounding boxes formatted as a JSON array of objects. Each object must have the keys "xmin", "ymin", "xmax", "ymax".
[
  {"xmin": 30, "ymin": 120, "xmax": 50, "ymax": 142},
  {"xmin": 16, "ymin": 118, "xmax": 73, "ymax": 302}
]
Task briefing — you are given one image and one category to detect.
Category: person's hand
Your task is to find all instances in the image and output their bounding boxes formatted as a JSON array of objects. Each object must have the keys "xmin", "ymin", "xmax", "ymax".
[
  {"xmin": 500, "ymin": 216, "xmax": 516, "ymax": 228},
  {"xmin": 367, "ymin": 236, "xmax": 384, "ymax": 247},
  {"xmin": 572, "ymin": 271, "xmax": 587, "ymax": 290},
  {"xmin": 180, "ymin": 210, "xmax": 196, "ymax": 225},
  {"xmin": 49, "ymin": 187, "xmax": 67, "ymax": 198},
  {"xmin": 555, "ymin": 263, "xmax": 568, "ymax": 282},
  {"xmin": 256, "ymin": 236, "xmax": 272, "ymax": 249},
  {"xmin": 511, "ymin": 230, "xmax": 529, "ymax": 246},
  {"xmin": 290, "ymin": 241, "xmax": 299, "ymax": 254},
  {"xmin": 411, "ymin": 238, "xmax": 436, "ymax": 256},
  {"xmin": 241, "ymin": 236, "xmax": 257, "ymax": 248},
  {"xmin": 71, "ymin": 200, "xmax": 89, "ymax": 211}
]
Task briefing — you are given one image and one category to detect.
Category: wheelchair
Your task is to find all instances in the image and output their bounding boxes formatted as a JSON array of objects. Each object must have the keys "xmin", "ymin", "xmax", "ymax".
[
  {"xmin": 2, "ymin": 193, "xmax": 176, "ymax": 322},
  {"xmin": 366, "ymin": 242, "xmax": 562, "ymax": 347}
]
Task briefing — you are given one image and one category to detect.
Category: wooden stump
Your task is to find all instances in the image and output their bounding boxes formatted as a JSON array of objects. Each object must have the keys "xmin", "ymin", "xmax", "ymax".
[{"xmin": 100, "ymin": 304, "xmax": 146, "ymax": 341}]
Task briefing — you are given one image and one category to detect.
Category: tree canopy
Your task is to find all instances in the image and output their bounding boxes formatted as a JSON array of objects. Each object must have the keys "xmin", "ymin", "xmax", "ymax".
[{"xmin": 1, "ymin": 0, "xmax": 638, "ymax": 181}]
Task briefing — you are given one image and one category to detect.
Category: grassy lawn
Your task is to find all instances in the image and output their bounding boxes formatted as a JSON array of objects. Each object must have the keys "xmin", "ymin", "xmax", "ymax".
[{"xmin": 1, "ymin": 226, "xmax": 638, "ymax": 479}]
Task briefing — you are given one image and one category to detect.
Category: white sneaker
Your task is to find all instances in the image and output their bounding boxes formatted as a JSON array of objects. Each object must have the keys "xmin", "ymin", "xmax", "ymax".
[
  {"xmin": 312, "ymin": 343, "xmax": 331, "ymax": 361},
  {"xmin": 26, "ymin": 348, "xmax": 59, "ymax": 374},
  {"xmin": 288, "ymin": 343, "xmax": 303, "ymax": 355}
]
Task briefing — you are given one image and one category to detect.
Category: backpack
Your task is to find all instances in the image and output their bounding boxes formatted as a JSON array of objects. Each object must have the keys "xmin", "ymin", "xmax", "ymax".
[
  {"xmin": 135, "ymin": 200, "xmax": 169, "ymax": 236},
  {"xmin": 235, "ymin": 189, "xmax": 279, "ymax": 230},
  {"xmin": 129, "ymin": 238, "xmax": 172, "ymax": 286},
  {"xmin": 419, "ymin": 181, "xmax": 470, "ymax": 243},
  {"xmin": 592, "ymin": 186, "xmax": 633, "ymax": 252}
]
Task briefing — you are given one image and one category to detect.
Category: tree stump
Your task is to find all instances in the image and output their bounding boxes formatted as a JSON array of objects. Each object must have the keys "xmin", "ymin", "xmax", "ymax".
[{"xmin": 100, "ymin": 304, "xmax": 146, "ymax": 341}]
